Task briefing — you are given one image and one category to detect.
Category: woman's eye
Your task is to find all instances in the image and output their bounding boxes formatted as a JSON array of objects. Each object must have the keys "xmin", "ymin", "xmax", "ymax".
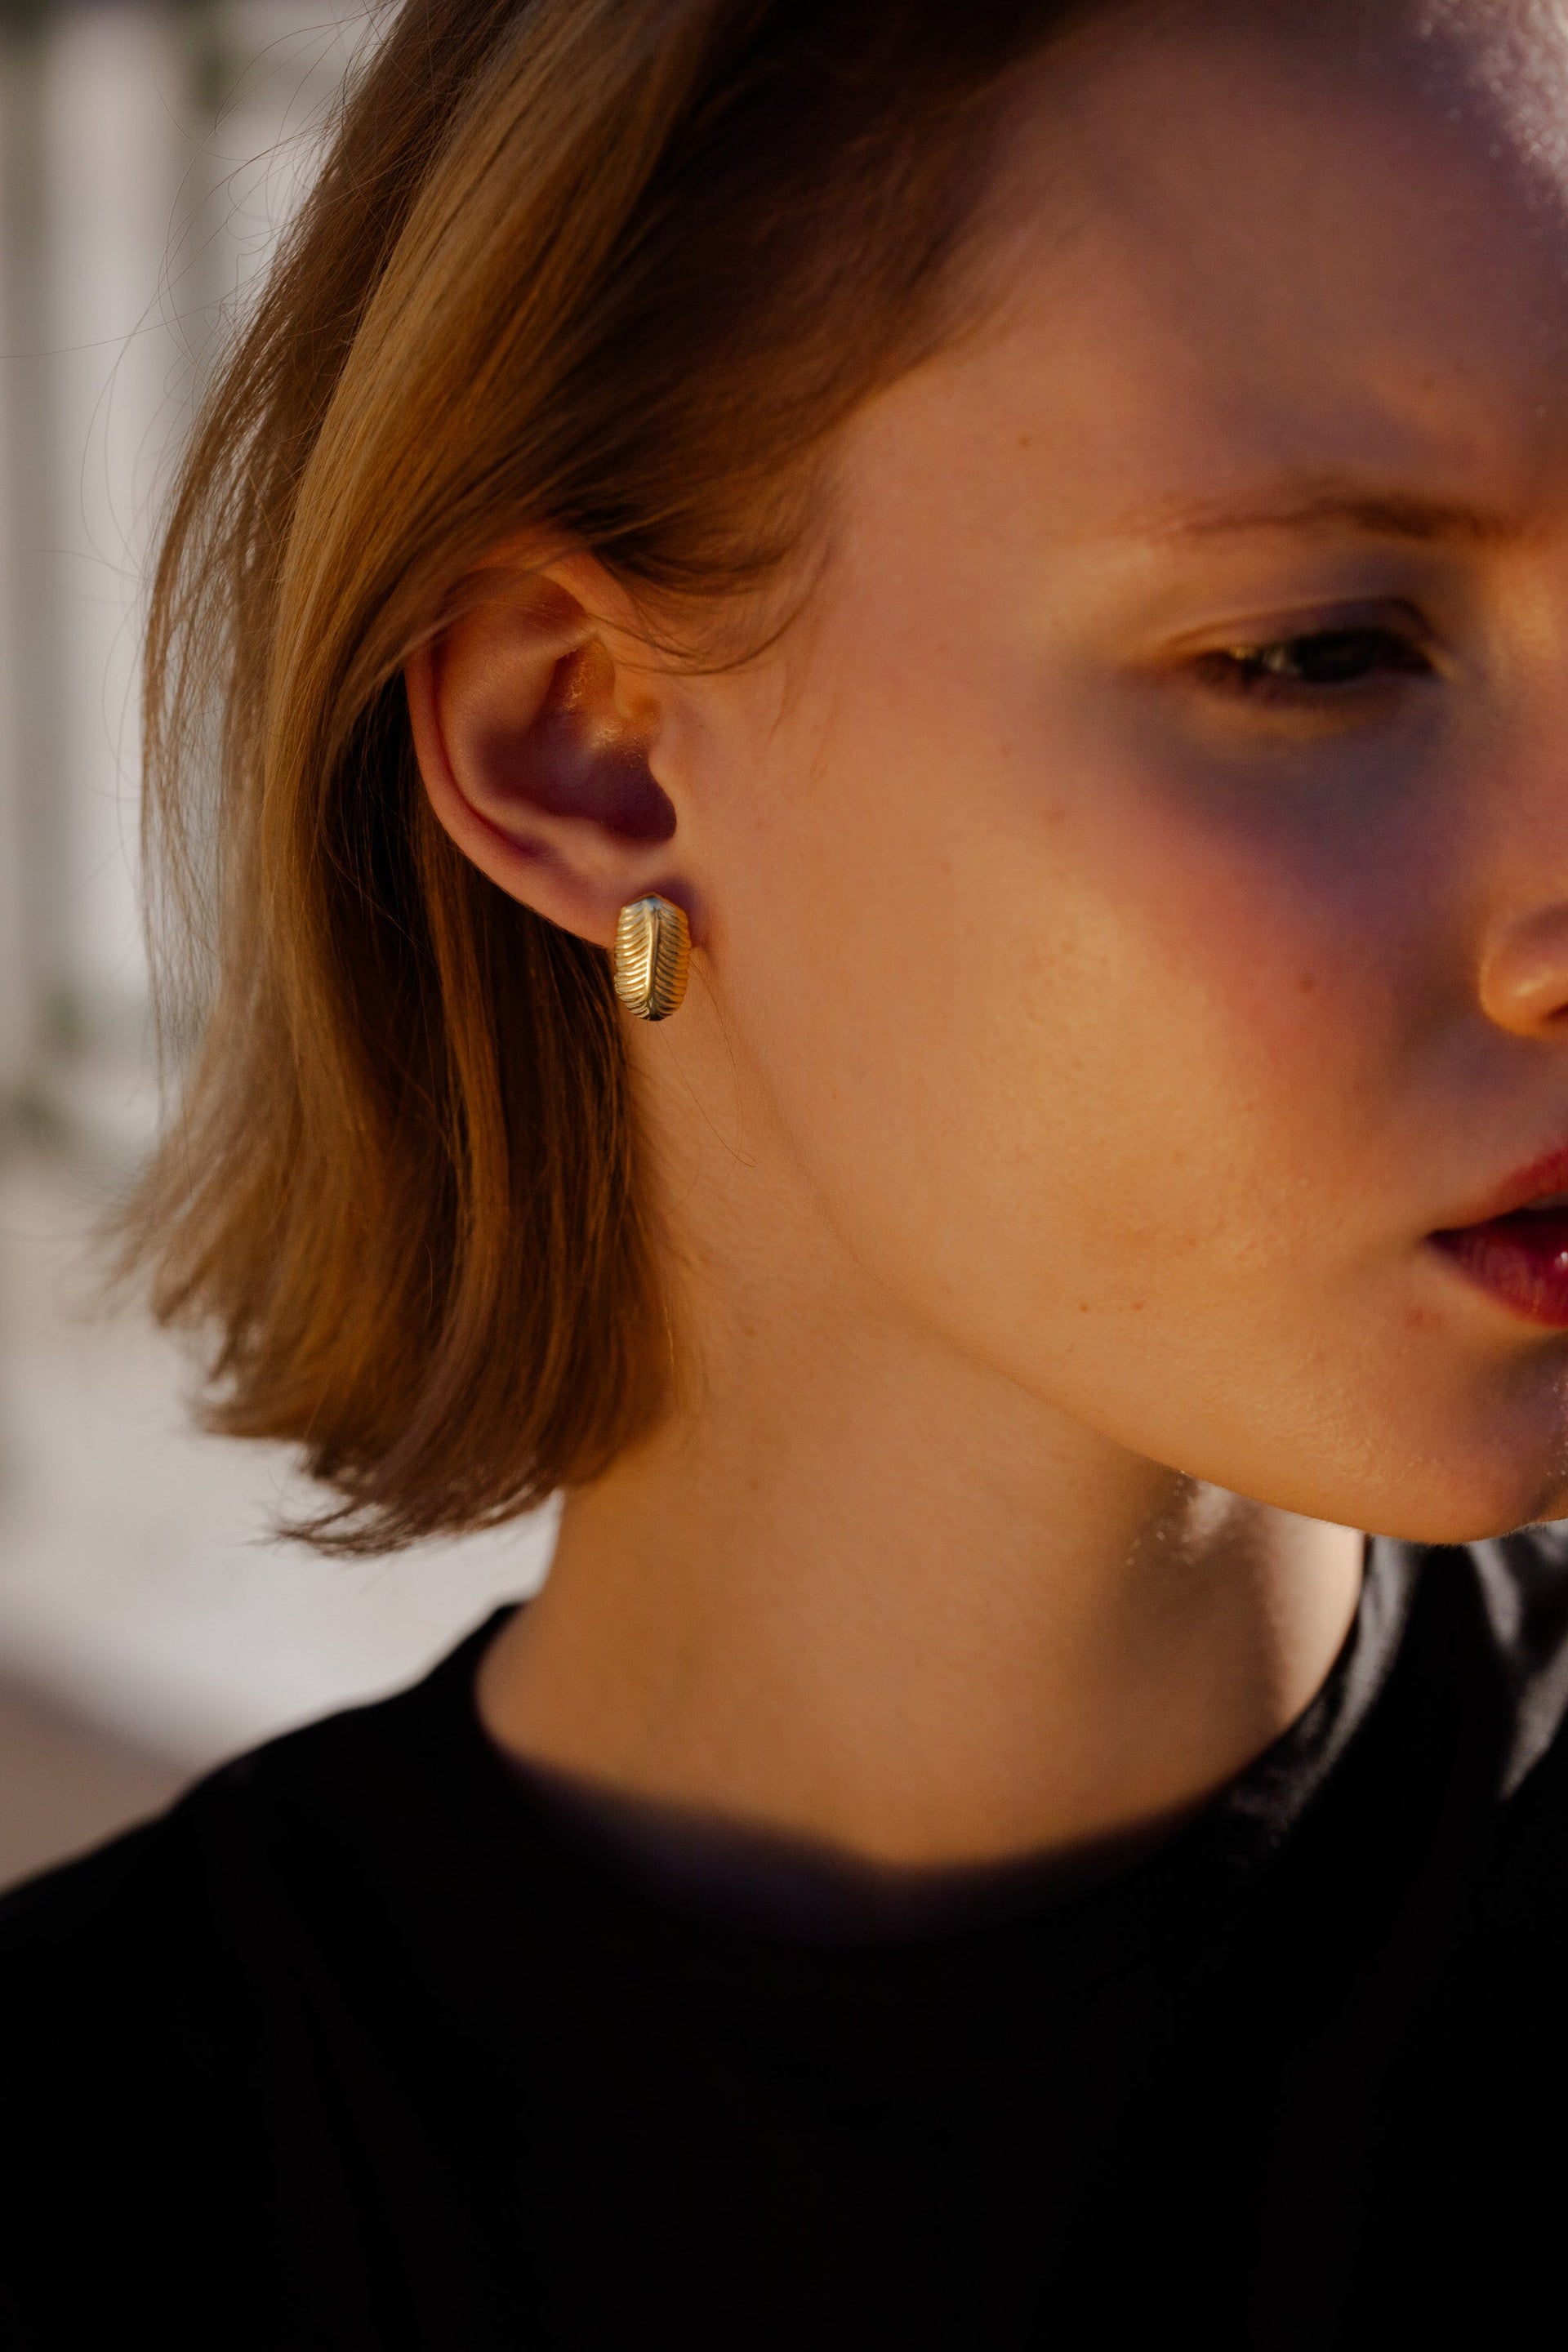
[{"xmin": 1196, "ymin": 626, "xmax": 1433, "ymax": 700}]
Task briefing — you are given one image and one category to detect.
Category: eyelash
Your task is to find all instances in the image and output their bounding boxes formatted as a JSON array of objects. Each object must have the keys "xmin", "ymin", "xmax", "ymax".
[{"xmin": 1193, "ymin": 624, "xmax": 1435, "ymax": 703}]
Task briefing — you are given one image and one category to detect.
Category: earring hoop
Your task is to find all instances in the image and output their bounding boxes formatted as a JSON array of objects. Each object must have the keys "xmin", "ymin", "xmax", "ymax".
[{"xmin": 612, "ymin": 894, "xmax": 690, "ymax": 1022}]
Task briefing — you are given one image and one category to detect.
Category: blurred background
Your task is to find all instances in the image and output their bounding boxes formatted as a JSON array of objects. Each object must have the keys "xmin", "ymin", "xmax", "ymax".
[{"xmin": 0, "ymin": 0, "xmax": 554, "ymax": 1891}]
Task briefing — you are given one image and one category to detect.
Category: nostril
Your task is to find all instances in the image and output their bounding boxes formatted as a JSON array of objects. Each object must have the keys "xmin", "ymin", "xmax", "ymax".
[{"xmin": 1478, "ymin": 906, "xmax": 1568, "ymax": 1038}]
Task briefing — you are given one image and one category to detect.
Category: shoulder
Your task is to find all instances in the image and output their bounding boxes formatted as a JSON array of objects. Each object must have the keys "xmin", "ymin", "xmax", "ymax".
[
  {"xmin": 0, "ymin": 1665, "xmax": 482, "ymax": 2328},
  {"xmin": 0, "ymin": 1624, "xmax": 501, "ymax": 2078},
  {"xmin": 0, "ymin": 1605, "xmax": 513, "ymax": 1971},
  {"xmin": 0, "ymin": 1731, "xmax": 350, "ymax": 2334},
  {"xmin": 0, "ymin": 1698, "xmax": 386, "ymax": 2043},
  {"xmin": 0, "ymin": 1619, "xmax": 528, "ymax": 2336},
  {"xmin": 0, "ymin": 1792, "xmax": 205, "ymax": 1992}
]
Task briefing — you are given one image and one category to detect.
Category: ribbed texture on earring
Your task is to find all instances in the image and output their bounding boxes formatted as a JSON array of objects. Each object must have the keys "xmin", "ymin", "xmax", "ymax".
[{"xmin": 612, "ymin": 894, "xmax": 690, "ymax": 1022}]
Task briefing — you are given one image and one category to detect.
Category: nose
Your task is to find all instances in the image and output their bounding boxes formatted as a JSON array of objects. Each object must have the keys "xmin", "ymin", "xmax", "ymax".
[{"xmin": 1478, "ymin": 904, "xmax": 1568, "ymax": 1038}]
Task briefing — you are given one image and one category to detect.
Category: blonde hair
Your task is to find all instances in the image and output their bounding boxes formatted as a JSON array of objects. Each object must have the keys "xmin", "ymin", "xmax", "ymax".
[{"xmin": 130, "ymin": 0, "xmax": 1100, "ymax": 1550}]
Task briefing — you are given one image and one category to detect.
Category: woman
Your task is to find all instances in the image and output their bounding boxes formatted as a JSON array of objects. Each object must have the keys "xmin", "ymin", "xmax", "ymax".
[{"xmin": 6, "ymin": 0, "xmax": 1568, "ymax": 2340}]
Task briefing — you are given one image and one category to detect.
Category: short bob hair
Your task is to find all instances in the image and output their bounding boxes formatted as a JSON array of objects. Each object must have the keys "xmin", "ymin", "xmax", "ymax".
[{"xmin": 131, "ymin": 0, "xmax": 1111, "ymax": 1551}]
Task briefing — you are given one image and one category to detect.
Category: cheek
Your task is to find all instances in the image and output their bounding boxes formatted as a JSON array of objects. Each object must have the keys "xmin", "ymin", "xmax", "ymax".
[
  {"xmin": 717, "ymin": 682, "xmax": 1417, "ymax": 1366},
  {"xmin": 703, "ymin": 653, "xmax": 1568, "ymax": 1535}
]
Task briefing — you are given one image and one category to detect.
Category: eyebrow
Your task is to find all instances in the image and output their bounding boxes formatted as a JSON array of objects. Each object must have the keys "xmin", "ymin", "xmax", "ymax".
[{"xmin": 1116, "ymin": 482, "xmax": 1518, "ymax": 547}]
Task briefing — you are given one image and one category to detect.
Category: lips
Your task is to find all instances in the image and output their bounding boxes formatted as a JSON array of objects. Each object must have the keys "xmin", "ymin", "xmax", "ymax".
[
  {"xmin": 1432, "ymin": 1148, "xmax": 1568, "ymax": 1329},
  {"xmin": 1432, "ymin": 1214, "xmax": 1568, "ymax": 1327}
]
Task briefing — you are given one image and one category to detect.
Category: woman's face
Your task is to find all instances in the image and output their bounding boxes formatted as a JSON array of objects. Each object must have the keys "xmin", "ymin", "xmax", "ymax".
[{"xmin": 664, "ymin": 0, "xmax": 1568, "ymax": 1542}]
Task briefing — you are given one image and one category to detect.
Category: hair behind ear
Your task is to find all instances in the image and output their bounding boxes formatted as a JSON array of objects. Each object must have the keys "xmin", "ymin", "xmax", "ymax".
[
  {"xmin": 128, "ymin": 677, "xmax": 666, "ymax": 1550},
  {"xmin": 126, "ymin": 0, "xmax": 1094, "ymax": 1549}
]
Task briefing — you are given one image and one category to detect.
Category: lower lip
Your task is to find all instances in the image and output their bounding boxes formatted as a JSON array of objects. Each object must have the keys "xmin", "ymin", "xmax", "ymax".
[{"xmin": 1432, "ymin": 1214, "xmax": 1568, "ymax": 1328}]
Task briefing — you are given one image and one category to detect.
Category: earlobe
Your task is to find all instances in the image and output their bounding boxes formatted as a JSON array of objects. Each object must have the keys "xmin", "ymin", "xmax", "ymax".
[{"xmin": 405, "ymin": 571, "xmax": 684, "ymax": 950}]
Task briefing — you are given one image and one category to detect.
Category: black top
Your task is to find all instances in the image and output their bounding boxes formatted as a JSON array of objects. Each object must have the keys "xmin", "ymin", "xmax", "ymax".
[{"xmin": 4, "ymin": 1532, "xmax": 1568, "ymax": 2349}]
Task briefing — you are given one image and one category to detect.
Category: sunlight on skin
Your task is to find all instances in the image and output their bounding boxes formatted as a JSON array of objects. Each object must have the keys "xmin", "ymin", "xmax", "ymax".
[{"xmin": 408, "ymin": 1, "xmax": 1568, "ymax": 1865}]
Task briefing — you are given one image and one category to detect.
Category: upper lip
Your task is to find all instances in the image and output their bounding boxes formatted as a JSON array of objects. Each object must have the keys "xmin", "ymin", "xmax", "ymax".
[{"xmin": 1434, "ymin": 1144, "xmax": 1568, "ymax": 1232}]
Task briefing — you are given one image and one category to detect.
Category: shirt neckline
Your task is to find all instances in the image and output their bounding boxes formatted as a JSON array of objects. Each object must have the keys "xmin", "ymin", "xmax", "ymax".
[{"xmin": 466, "ymin": 1535, "xmax": 1413, "ymax": 1948}]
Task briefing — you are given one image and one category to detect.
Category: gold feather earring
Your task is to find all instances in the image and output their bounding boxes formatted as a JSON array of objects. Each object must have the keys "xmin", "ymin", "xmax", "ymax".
[{"xmin": 612, "ymin": 894, "xmax": 690, "ymax": 1022}]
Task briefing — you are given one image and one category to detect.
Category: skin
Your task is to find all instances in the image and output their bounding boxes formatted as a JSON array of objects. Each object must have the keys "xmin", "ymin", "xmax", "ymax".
[{"xmin": 407, "ymin": 1, "xmax": 1568, "ymax": 1867}]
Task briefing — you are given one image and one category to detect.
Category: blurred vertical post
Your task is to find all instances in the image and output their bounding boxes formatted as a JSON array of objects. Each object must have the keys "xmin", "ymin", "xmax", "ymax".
[
  {"xmin": 0, "ymin": 2, "xmax": 48, "ymax": 1128},
  {"xmin": 37, "ymin": 0, "xmax": 190, "ymax": 1154},
  {"xmin": 1, "ymin": 0, "xmax": 369, "ymax": 1154},
  {"xmin": 0, "ymin": 0, "xmax": 191, "ymax": 1153}
]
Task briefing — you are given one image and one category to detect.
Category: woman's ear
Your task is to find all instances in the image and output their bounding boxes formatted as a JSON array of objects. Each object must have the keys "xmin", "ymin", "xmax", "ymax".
[{"xmin": 405, "ymin": 560, "xmax": 684, "ymax": 948}]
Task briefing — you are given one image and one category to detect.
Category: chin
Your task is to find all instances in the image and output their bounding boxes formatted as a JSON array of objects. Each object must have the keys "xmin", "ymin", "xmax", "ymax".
[
  {"xmin": 1356, "ymin": 1456, "xmax": 1568, "ymax": 1548},
  {"xmin": 1325, "ymin": 1354, "xmax": 1568, "ymax": 1546}
]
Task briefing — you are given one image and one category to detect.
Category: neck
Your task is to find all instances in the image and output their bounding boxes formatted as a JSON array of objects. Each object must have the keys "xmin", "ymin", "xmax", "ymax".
[
  {"xmin": 482, "ymin": 1013, "xmax": 1362, "ymax": 1867},
  {"xmin": 479, "ymin": 1160, "xmax": 1362, "ymax": 1866}
]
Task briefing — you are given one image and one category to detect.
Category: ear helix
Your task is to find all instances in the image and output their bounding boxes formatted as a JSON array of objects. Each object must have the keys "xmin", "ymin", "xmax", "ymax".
[{"xmin": 612, "ymin": 894, "xmax": 690, "ymax": 1022}]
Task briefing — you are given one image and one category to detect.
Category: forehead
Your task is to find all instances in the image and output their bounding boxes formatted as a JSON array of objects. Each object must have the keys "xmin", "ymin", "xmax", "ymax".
[{"xmin": 880, "ymin": 0, "xmax": 1568, "ymax": 539}]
